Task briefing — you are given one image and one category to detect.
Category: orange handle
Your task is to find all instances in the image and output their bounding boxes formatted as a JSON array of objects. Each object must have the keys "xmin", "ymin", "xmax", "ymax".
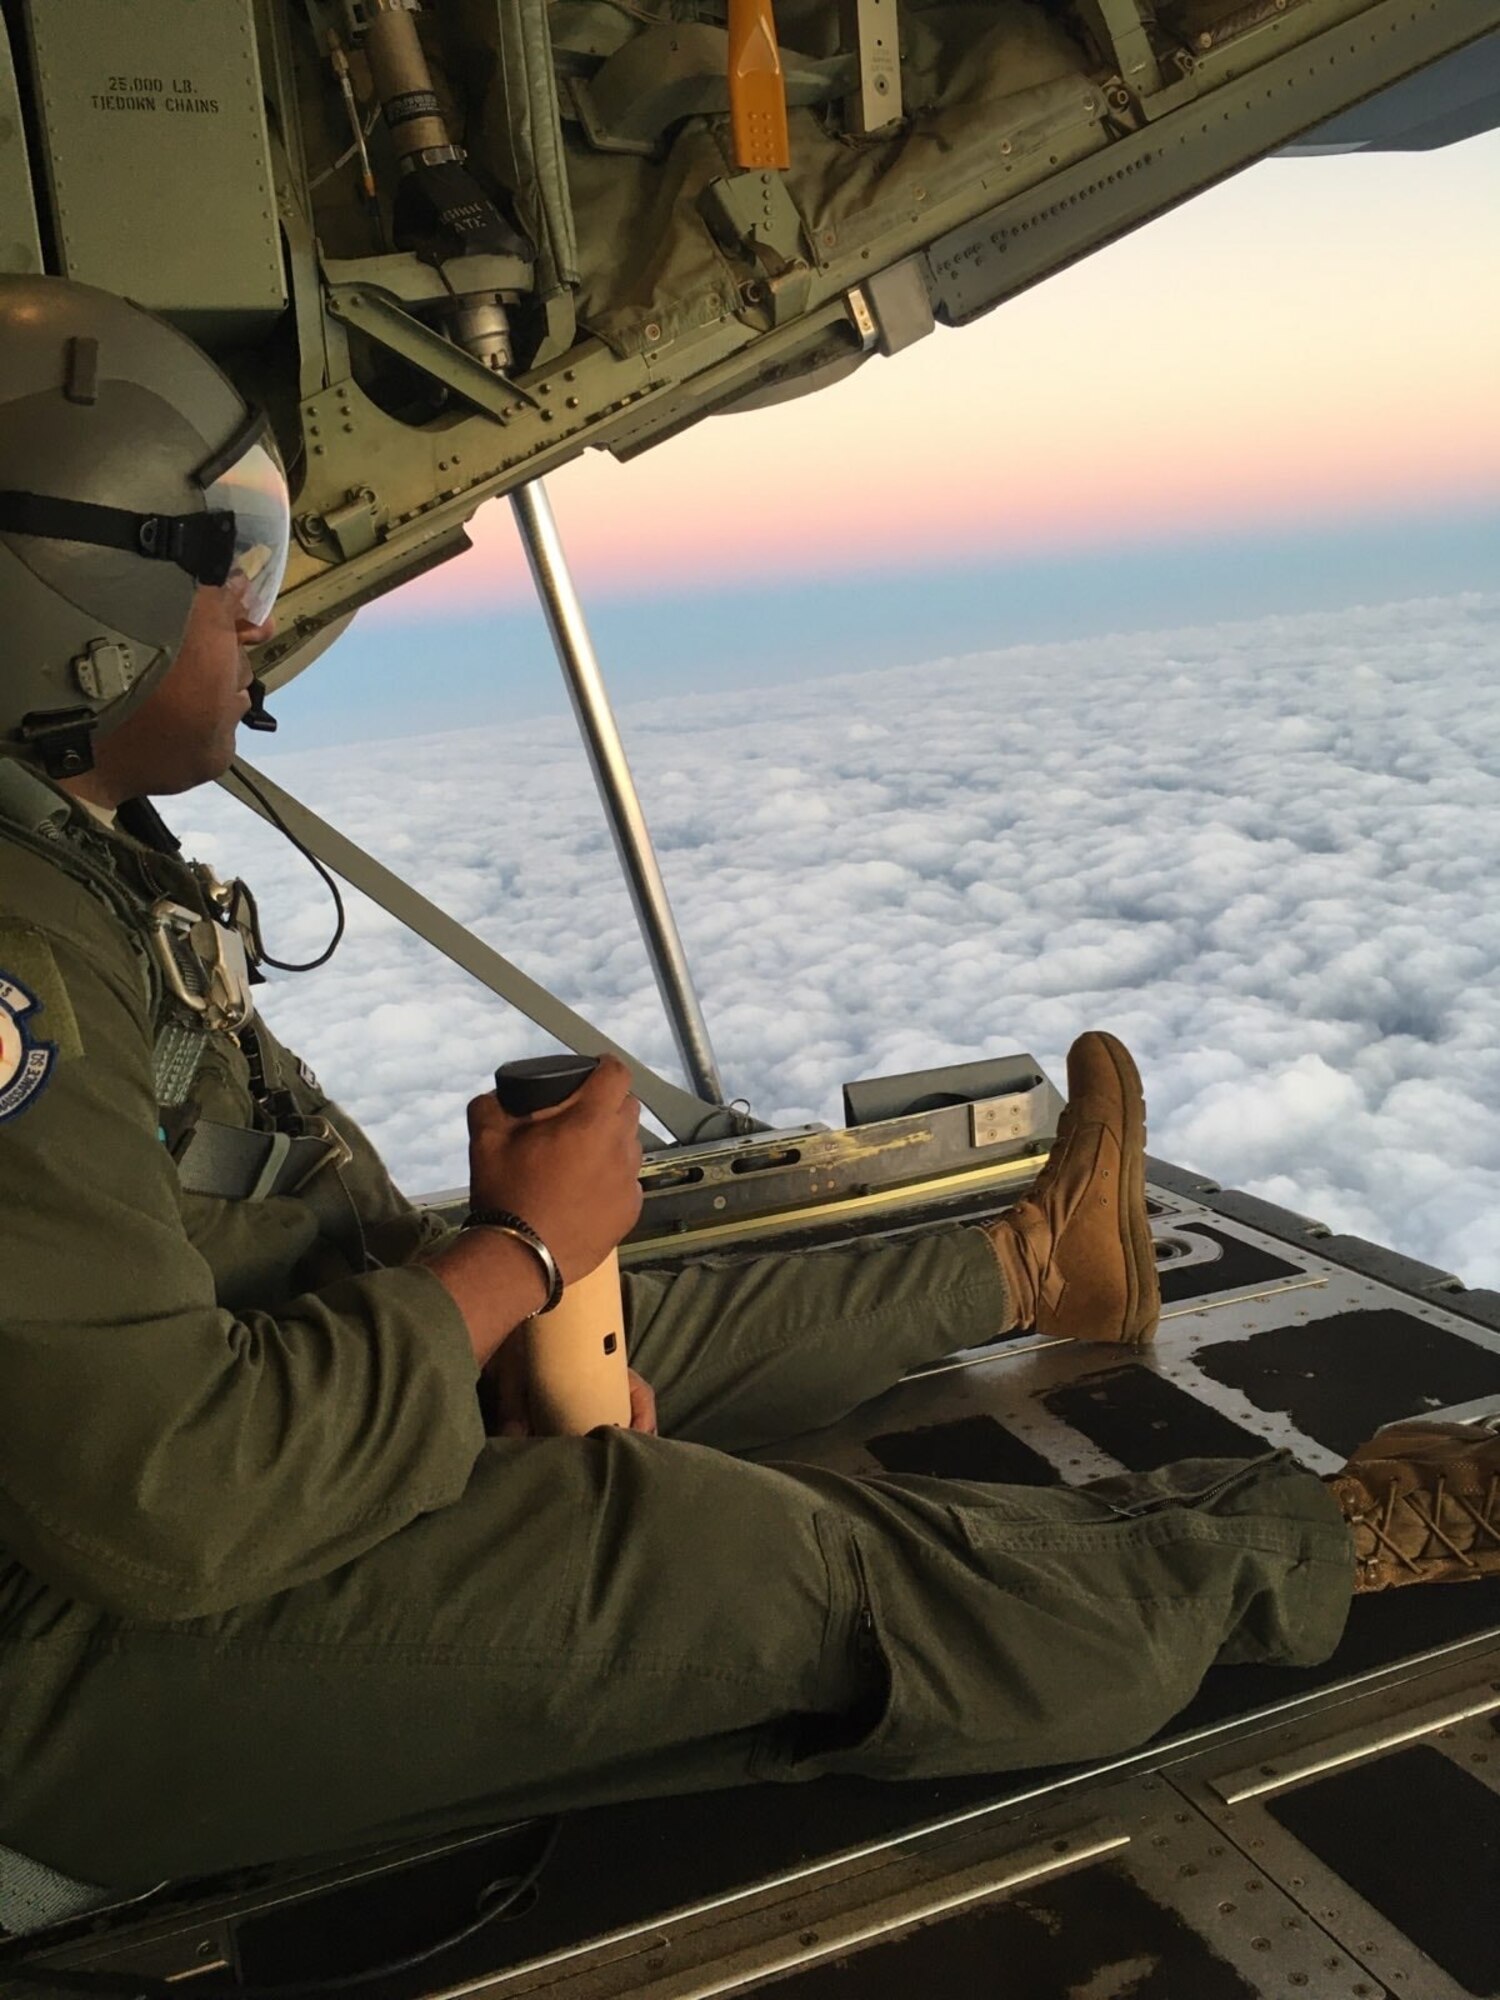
[{"xmin": 727, "ymin": 0, "xmax": 791, "ymax": 170}]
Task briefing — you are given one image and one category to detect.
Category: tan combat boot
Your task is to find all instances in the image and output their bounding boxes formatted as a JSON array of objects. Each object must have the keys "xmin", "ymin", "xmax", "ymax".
[
  {"xmin": 986, "ymin": 1031, "xmax": 1160, "ymax": 1345},
  {"xmin": 1328, "ymin": 1420, "xmax": 1500, "ymax": 1592}
]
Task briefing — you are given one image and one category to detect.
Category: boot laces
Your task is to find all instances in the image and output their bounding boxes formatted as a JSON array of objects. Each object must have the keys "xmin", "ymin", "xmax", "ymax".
[{"xmin": 1365, "ymin": 1469, "xmax": 1500, "ymax": 1577}]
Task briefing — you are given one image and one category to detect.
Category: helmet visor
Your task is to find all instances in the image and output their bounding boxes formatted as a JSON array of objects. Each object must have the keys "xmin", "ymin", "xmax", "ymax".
[{"xmin": 201, "ymin": 424, "xmax": 290, "ymax": 628}]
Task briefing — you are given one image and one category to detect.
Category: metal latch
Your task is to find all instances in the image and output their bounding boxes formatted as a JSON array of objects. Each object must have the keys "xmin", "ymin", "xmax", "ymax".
[
  {"xmin": 297, "ymin": 1114, "xmax": 355, "ymax": 1185},
  {"xmin": 323, "ymin": 486, "xmax": 385, "ymax": 560},
  {"xmin": 700, "ymin": 171, "xmax": 811, "ymax": 322},
  {"xmin": 846, "ymin": 286, "xmax": 877, "ymax": 347}
]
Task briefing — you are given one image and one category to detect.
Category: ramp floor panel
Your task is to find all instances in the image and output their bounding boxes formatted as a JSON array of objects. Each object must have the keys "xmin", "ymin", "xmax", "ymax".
[
  {"xmin": 757, "ymin": 1857, "xmax": 1267, "ymax": 2000},
  {"xmin": 1266, "ymin": 1746, "xmax": 1500, "ymax": 1998}
]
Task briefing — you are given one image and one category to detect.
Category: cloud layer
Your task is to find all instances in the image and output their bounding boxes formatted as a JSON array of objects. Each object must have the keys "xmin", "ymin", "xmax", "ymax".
[{"xmin": 183, "ymin": 592, "xmax": 1500, "ymax": 1289}]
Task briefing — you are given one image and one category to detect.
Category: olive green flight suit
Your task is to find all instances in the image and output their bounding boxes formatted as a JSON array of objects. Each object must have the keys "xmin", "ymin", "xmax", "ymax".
[{"xmin": 0, "ymin": 782, "xmax": 1354, "ymax": 1889}]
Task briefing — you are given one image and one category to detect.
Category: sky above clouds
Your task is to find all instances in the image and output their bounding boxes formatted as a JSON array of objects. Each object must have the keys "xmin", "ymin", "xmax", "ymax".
[{"xmin": 188, "ymin": 591, "xmax": 1500, "ymax": 1293}]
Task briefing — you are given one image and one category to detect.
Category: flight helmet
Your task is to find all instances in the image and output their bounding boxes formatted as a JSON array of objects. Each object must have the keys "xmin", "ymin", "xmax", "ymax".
[{"xmin": 0, "ymin": 275, "xmax": 290, "ymax": 776}]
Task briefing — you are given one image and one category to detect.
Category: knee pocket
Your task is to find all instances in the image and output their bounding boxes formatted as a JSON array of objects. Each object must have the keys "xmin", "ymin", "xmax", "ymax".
[
  {"xmin": 751, "ymin": 1512, "xmax": 1023, "ymax": 1786},
  {"xmin": 749, "ymin": 1514, "xmax": 893, "ymax": 1782}
]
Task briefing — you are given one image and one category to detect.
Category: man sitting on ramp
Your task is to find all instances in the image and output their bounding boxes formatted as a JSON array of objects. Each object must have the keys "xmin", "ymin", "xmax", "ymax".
[{"xmin": 0, "ymin": 276, "xmax": 1495, "ymax": 1897}]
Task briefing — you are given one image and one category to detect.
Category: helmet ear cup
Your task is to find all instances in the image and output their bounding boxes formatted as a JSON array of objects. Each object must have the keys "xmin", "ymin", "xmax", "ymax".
[
  {"xmin": 0, "ymin": 275, "xmax": 256, "ymax": 762},
  {"xmin": 0, "ymin": 534, "xmax": 176, "ymax": 748},
  {"xmin": 0, "ymin": 386, "xmax": 196, "ymax": 748}
]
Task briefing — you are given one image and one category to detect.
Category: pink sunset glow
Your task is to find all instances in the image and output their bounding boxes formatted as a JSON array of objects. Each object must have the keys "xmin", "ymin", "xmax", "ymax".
[{"xmin": 375, "ymin": 136, "xmax": 1500, "ymax": 621}]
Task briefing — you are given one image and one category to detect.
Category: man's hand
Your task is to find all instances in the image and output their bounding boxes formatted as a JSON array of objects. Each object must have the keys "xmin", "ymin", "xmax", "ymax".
[
  {"xmin": 626, "ymin": 1369, "xmax": 657, "ymax": 1436},
  {"xmin": 484, "ymin": 1353, "xmax": 657, "ymax": 1438},
  {"xmin": 429, "ymin": 1055, "xmax": 644, "ymax": 1368},
  {"xmin": 466, "ymin": 1054, "xmax": 643, "ymax": 1280}
]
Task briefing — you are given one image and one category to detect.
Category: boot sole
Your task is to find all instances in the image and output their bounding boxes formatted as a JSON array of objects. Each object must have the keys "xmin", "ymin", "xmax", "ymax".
[{"xmin": 1091, "ymin": 1031, "xmax": 1160, "ymax": 1344}]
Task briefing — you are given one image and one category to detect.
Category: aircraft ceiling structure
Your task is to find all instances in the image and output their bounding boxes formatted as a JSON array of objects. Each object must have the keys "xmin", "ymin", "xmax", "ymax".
[
  {"xmin": 1283, "ymin": 26, "xmax": 1500, "ymax": 150},
  {"xmin": 3, "ymin": 0, "xmax": 1497, "ymax": 696}
]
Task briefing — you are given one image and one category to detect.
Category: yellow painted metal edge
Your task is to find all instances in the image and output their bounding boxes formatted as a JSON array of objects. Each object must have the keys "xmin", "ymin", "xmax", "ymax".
[{"xmin": 621, "ymin": 1148, "xmax": 1046, "ymax": 1264}]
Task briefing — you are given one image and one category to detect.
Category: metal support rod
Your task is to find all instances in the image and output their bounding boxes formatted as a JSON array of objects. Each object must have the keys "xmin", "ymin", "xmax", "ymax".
[{"xmin": 509, "ymin": 479, "xmax": 729, "ymax": 1109}]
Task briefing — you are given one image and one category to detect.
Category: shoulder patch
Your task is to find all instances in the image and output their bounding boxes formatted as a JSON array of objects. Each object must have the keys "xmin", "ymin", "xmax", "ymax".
[
  {"xmin": 0, "ymin": 925, "xmax": 83, "ymax": 1058},
  {"xmin": 0, "ymin": 972, "xmax": 58, "ymax": 1121}
]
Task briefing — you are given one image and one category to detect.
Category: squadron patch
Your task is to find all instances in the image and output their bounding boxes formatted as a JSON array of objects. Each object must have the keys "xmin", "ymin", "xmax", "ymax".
[{"xmin": 0, "ymin": 972, "xmax": 58, "ymax": 1121}]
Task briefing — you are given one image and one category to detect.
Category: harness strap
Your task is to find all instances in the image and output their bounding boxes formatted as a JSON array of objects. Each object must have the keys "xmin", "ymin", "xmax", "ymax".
[
  {"xmin": 0, "ymin": 808, "xmax": 204, "ymax": 1104},
  {"xmin": 0, "ymin": 768, "xmax": 158, "ymax": 1012},
  {"xmin": 0, "ymin": 771, "xmax": 368, "ymax": 1263},
  {"xmin": 174, "ymin": 1115, "xmax": 367, "ymax": 1267},
  {"xmin": 175, "ymin": 1120, "xmax": 327, "ymax": 1202},
  {"xmin": 155, "ymin": 1020, "xmax": 207, "ymax": 1107}
]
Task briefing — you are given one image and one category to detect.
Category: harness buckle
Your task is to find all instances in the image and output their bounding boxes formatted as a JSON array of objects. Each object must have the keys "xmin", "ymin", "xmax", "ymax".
[
  {"xmin": 147, "ymin": 899, "xmax": 255, "ymax": 1035},
  {"xmin": 297, "ymin": 1114, "xmax": 354, "ymax": 1184}
]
